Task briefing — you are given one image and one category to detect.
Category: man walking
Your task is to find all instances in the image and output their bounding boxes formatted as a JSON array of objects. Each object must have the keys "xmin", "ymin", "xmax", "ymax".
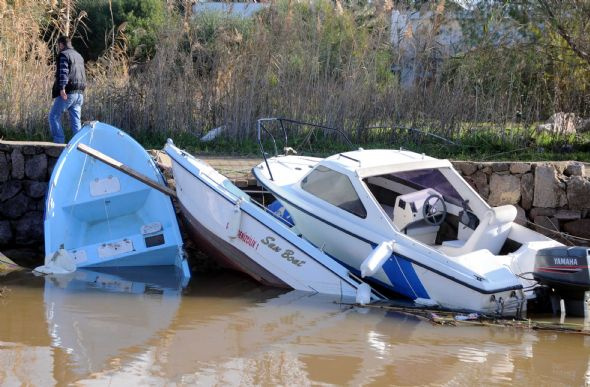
[{"xmin": 49, "ymin": 36, "xmax": 86, "ymax": 144}]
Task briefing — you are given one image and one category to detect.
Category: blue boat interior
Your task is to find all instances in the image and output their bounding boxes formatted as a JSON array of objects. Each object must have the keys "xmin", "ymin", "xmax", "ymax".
[
  {"xmin": 60, "ymin": 186, "xmax": 167, "ymax": 248},
  {"xmin": 45, "ymin": 123, "xmax": 183, "ymax": 268}
]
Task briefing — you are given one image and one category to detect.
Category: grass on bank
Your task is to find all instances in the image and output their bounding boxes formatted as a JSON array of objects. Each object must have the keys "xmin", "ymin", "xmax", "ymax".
[
  {"xmin": 119, "ymin": 120, "xmax": 590, "ymax": 162},
  {"xmin": 2, "ymin": 121, "xmax": 589, "ymax": 162}
]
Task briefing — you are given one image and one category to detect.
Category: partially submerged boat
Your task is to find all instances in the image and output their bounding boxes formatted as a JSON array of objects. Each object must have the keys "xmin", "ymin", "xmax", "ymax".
[
  {"xmin": 252, "ymin": 118, "xmax": 588, "ymax": 316},
  {"xmin": 38, "ymin": 122, "xmax": 189, "ymax": 276},
  {"xmin": 165, "ymin": 140, "xmax": 381, "ymax": 301}
]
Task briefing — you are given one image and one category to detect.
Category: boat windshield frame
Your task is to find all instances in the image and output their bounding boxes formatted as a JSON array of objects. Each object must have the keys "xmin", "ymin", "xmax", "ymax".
[{"xmin": 256, "ymin": 118, "xmax": 353, "ymax": 181}]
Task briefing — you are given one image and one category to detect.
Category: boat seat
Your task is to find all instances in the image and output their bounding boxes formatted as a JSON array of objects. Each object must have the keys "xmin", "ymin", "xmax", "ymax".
[
  {"xmin": 63, "ymin": 188, "xmax": 151, "ymax": 222},
  {"xmin": 439, "ymin": 205, "xmax": 517, "ymax": 257},
  {"xmin": 381, "ymin": 204, "xmax": 395, "ymax": 220},
  {"xmin": 405, "ymin": 221, "xmax": 439, "ymax": 245},
  {"xmin": 381, "ymin": 204, "xmax": 439, "ymax": 245}
]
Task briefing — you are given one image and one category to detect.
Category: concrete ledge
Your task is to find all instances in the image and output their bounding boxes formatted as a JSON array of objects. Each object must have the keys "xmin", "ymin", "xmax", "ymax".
[{"xmin": 0, "ymin": 140, "xmax": 66, "ymax": 147}]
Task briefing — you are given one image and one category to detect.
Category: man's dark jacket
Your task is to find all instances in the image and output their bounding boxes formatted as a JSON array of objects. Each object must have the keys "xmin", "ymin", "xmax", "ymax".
[{"xmin": 51, "ymin": 47, "xmax": 86, "ymax": 99}]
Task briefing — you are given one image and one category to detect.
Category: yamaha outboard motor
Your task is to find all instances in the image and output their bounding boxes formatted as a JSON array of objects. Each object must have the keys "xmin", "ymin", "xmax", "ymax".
[{"xmin": 533, "ymin": 246, "xmax": 590, "ymax": 316}]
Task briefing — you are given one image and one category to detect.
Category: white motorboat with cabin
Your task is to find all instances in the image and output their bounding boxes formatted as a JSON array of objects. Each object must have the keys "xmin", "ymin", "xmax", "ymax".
[{"xmin": 253, "ymin": 118, "xmax": 589, "ymax": 316}]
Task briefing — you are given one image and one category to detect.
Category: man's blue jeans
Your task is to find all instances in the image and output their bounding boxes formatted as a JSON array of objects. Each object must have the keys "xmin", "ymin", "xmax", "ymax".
[{"xmin": 48, "ymin": 93, "xmax": 84, "ymax": 143}]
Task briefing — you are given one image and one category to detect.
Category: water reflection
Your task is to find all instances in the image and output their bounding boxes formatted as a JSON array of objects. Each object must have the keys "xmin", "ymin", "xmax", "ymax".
[
  {"xmin": 1, "ymin": 269, "xmax": 590, "ymax": 385},
  {"xmin": 44, "ymin": 266, "xmax": 186, "ymax": 376}
]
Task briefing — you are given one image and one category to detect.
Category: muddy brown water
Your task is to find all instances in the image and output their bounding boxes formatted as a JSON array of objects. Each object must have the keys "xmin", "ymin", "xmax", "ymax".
[{"xmin": 1, "ymin": 267, "xmax": 590, "ymax": 386}]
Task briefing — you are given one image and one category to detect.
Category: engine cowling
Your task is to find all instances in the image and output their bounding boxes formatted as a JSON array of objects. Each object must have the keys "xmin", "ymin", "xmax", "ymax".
[{"xmin": 533, "ymin": 246, "xmax": 590, "ymax": 316}]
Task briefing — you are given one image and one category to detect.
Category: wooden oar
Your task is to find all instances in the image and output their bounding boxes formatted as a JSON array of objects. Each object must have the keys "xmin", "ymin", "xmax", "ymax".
[{"xmin": 77, "ymin": 143, "xmax": 177, "ymax": 198}]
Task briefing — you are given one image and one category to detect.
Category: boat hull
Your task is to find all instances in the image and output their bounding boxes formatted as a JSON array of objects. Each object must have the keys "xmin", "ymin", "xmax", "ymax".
[
  {"xmin": 293, "ymin": 202, "xmax": 525, "ymax": 314},
  {"xmin": 166, "ymin": 142, "xmax": 375, "ymax": 299},
  {"xmin": 254, "ymin": 168, "xmax": 525, "ymax": 316},
  {"xmin": 43, "ymin": 122, "xmax": 186, "ymax": 272},
  {"xmin": 178, "ymin": 200, "xmax": 289, "ymax": 288}
]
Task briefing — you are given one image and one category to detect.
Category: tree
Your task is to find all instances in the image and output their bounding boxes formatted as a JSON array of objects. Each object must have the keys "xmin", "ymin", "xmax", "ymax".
[
  {"xmin": 45, "ymin": 0, "xmax": 88, "ymax": 45},
  {"xmin": 536, "ymin": 0, "xmax": 590, "ymax": 68},
  {"xmin": 77, "ymin": 0, "xmax": 165, "ymax": 61}
]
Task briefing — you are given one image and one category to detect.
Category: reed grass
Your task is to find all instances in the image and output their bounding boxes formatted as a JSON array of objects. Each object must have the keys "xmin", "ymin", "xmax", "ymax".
[
  {"xmin": 0, "ymin": 0, "xmax": 53, "ymax": 137},
  {"xmin": 0, "ymin": 0, "xmax": 588, "ymax": 161}
]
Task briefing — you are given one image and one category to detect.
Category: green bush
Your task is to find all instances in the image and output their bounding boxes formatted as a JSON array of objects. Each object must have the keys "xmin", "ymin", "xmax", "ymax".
[{"xmin": 77, "ymin": 0, "xmax": 165, "ymax": 61}]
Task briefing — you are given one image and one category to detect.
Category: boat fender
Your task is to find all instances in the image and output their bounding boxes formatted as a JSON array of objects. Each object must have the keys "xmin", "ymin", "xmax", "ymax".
[
  {"xmin": 361, "ymin": 241, "xmax": 395, "ymax": 278},
  {"xmin": 356, "ymin": 283, "xmax": 372, "ymax": 305},
  {"xmin": 227, "ymin": 200, "xmax": 243, "ymax": 238}
]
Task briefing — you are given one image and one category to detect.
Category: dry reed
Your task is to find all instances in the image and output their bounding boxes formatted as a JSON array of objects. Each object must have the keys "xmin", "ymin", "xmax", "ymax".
[{"xmin": 0, "ymin": 0, "xmax": 588, "ymax": 147}]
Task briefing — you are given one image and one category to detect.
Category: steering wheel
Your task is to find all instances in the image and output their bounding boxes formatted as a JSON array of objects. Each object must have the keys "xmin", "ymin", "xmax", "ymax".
[{"xmin": 422, "ymin": 194, "xmax": 447, "ymax": 226}]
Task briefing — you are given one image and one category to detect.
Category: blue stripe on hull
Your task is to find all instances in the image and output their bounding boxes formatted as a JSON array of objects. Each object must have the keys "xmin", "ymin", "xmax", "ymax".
[
  {"xmin": 253, "ymin": 173, "xmax": 523, "ymax": 295},
  {"xmin": 383, "ymin": 255, "xmax": 429, "ymax": 299},
  {"xmin": 326, "ymin": 250, "xmax": 428, "ymax": 301}
]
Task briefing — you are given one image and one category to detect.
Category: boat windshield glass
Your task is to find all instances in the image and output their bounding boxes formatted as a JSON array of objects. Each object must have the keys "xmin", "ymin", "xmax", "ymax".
[
  {"xmin": 390, "ymin": 168, "xmax": 463, "ymax": 204},
  {"xmin": 301, "ymin": 165, "xmax": 367, "ymax": 218}
]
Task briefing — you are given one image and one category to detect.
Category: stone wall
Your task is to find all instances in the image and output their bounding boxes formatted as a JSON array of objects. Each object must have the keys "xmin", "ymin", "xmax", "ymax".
[
  {"xmin": 1, "ymin": 141, "xmax": 589, "ymax": 267},
  {"xmin": 452, "ymin": 161, "xmax": 590, "ymax": 244},
  {"xmin": 0, "ymin": 141, "xmax": 64, "ymax": 263}
]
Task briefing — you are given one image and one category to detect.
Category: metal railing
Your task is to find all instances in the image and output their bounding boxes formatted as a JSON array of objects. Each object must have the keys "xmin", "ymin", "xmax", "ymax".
[
  {"xmin": 255, "ymin": 117, "xmax": 459, "ymax": 180},
  {"xmin": 256, "ymin": 117, "xmax": 354, "ymax": 181}
]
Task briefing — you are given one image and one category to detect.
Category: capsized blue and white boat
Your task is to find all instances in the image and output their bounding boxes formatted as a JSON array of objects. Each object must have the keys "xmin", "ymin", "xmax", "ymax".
[{"xmin": 37, "ymin": 122, "xmax": 189, "ymax": 277}]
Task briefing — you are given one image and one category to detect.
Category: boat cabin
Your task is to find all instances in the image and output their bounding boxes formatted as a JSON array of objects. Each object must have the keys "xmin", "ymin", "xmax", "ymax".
[{"xmin": 297, "ymin": 149, "xmax": 518, "ymax": 256}]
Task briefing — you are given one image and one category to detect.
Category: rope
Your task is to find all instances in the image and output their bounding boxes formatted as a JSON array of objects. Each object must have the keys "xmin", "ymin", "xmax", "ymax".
[
  {"xmin": 341, "ymin": 301, "xmax": 590, "ymax": 334},
  {"xmin": 62, "ymin": 126, "xmax": 97, "ymax": 253},
  {"xmin": 515, "ymin": 272, "xmax": 537, "ymax": 282},
  {"xmin": 521, "ymin": 217, "xmax": 590, "ymax": 245},
  {"xmin": 103, "ymin": 199, "xmax": 113, "ymax": 242}
]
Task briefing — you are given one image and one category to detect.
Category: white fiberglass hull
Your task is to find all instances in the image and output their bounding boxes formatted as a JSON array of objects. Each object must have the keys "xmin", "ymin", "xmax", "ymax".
[
  {"xmin": 253, "ymin": 159, "xmax": 526, "ymax": 316},
  {"xmin": 273, "ymin": 198, "xmax": 525, "ymax": 315},
  {"xmin": 165, "ymin": 142, "xmax": 379, "ymax": 300}
]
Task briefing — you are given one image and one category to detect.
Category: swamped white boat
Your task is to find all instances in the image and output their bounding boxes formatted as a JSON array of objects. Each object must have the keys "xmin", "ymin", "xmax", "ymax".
[
  {"xmin": 252, "ymin": 118, "xmax": 579, "ymax": 316},
  {"xmin": 165, "ymin": 140, "xmax": 381, "ymax": 301}
]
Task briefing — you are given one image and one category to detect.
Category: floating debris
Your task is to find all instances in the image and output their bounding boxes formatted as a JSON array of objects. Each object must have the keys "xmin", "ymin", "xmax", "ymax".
[
  {"xmin": 343, "ymin": 300, "xmax": 590, "ymax": 335},
  {"xmin": 0, "ymin": 252, "xmax": 22, "ymax": 275}
]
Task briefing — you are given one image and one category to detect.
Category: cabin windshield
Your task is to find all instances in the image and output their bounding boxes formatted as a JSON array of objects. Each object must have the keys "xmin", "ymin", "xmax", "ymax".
[
  {"xmin": 389, "ymin": 168, "xmax": 463, "ymax": 204},
  {"xmin": 301, "ymin": 165, "xmax": 367, "ymax": 218}
]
